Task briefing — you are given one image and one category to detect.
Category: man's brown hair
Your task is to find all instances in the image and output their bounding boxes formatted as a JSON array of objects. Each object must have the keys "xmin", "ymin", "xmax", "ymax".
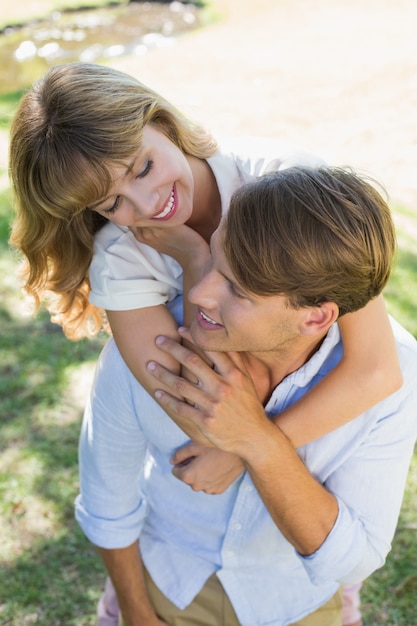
[{"xmin": 222, "ymin": 167, "xmax": 396, "ymax": 315}]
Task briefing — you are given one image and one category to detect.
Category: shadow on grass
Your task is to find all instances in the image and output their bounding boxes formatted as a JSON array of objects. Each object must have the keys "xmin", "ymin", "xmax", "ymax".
[
  {"xmin": 0, "ymin": 304, "xmax": 106, "ymax": 426},
  {"xmin": 0, "ymin": 303, "xmax": 107, "ymax": 623},
  {"xmin": 3, "ymin": 143, "xmax": 120, "ymax": 620},
  {"xmin": 0, "ymin": 171, "xmax": 109, "ymax": 622},
  {"xmin": 362, "ymin": 521, "xmax": 417, "ymax": 625},
  {"xmin": 0, "ymin": 525, "xmax": 104, "ymax": 625}
]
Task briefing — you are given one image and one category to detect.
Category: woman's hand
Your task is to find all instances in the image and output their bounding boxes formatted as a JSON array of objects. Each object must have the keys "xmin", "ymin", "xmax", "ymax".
[
  {"xmin": 171, "ymin": 442, "xmax": 245, "ymax": 494},
  {"xmin": 130, "ymin": 224, "xmax": 209, "ymax": 270}
]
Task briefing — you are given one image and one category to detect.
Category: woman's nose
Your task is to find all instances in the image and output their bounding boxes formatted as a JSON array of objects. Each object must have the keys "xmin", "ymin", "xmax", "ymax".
[{"xmin": 133, "ymin": 195, "xmax": 160, "ymax": 220}]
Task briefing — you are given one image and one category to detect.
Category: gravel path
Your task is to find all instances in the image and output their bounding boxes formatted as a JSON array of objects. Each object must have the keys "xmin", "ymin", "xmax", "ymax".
[
  {"xmin": 3, "ymin": 0, "xmax": 416, "ymax": 215},
  {"xmin": 113, "ymin": 0, "xmax": 417, "ymax": 213}
]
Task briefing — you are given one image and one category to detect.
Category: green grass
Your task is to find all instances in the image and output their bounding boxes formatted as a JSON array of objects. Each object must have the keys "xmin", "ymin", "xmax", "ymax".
[
  {"xmin": 1, "ymin": 100, "xmax": 416, "ymax": 624},
  {"xmin": 0, "ymin": 91, "xmax": 26, "ymax": 130},
  {"xmin": 0, "ymin": 122, "xmax": 108, "ymax": 621}
]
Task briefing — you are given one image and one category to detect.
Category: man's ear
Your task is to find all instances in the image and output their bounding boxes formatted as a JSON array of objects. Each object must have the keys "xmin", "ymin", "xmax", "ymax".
[{"xmin": 300, "ymin": 302, "xmax": 339, "ymax": 336}]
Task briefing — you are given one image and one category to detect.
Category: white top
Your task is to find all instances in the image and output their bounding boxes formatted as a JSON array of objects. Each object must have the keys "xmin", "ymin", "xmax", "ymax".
[{"xmin": 88, "ymin": 137, "xmax": 324, "ymax": 311}]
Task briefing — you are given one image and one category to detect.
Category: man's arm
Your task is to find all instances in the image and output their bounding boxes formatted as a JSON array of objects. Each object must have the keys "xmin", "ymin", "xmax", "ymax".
[
  {"xmin": 147, "ymin": 337, "xmax": 338, "ymax": 556},
  {"xmin": 98, "ymin": 542, "xmax": 168, "ymax": 626},
  {"xmin": 235, "ymin": 419, "xmax": 339, "ymax": 556}
]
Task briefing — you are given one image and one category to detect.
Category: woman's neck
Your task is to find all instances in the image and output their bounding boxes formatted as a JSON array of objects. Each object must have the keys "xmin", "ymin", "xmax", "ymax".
[{"xmin": 186, "ymin": 155, "xmax": 221, "ymax": 243}]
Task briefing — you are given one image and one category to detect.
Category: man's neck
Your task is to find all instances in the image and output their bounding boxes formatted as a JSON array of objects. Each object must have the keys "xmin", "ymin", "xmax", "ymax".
[{"xmin": 241, "ymin": 337, "xmax": 325, "ymax": 406}]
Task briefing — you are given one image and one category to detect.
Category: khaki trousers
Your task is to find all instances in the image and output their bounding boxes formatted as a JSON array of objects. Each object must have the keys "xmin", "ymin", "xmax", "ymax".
[{"xmin": 144, "ymin": 569, "xmax": 343, "ymax": 626}]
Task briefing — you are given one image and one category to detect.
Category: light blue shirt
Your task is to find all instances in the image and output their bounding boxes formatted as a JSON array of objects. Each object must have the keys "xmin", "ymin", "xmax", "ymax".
[{"xmin": 75, "ymin": 312, "xmax": 417, "ymax": 626}]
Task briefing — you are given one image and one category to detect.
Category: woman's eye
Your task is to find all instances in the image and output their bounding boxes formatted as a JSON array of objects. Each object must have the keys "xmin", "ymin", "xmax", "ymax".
[
  {"xmin": 136, "ymin": 159, "xmax": 154, "ymax": 179},
  {"xmin": 104, "ymin": 196, "xmax": 121, "ymax": 215}
]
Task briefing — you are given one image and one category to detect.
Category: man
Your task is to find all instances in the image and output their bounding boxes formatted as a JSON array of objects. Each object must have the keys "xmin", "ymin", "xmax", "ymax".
[{"xmin": 76, "ymin": 167, "xmax": 417, "ymax": 626}]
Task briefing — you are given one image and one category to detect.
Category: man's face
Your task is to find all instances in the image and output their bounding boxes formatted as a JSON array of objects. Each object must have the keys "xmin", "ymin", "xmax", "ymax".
[{"xmin": 188, "ymin": 226, "xmax": 306, "ymax": 355}]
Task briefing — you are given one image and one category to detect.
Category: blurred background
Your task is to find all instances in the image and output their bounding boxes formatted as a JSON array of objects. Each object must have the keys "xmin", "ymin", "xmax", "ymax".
[{"xmin": 1, "ymin": 1, "xmax": 416, "ymax": 624}]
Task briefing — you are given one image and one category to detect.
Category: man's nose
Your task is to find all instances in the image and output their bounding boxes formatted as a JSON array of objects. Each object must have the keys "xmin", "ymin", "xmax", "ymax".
[{"xmin": 189, "ymin": 267, "xmax": 220, "ymax": 308}]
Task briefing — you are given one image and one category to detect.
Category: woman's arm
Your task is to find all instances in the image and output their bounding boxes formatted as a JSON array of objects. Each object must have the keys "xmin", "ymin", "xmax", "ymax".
[
  {"xmin": 274, "ymin": 295, "xmax": 403, "ymax": 446},
  {"xmin": 108, "ymin": 225, "xmax": 210, "ymax": 398},
  {"xmin": 107, "ymin": 305, "xmax": 183, "ymax": 397}
]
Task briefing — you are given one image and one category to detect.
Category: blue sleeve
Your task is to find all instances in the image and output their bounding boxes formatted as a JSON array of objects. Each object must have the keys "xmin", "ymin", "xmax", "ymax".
[
  {"xmin": 299, "ymin": 379, "xmax": 417, "ymax": 584},
  {"xmin": 75, "ymin": 338, "xmax": 149, "ymax": 549}
]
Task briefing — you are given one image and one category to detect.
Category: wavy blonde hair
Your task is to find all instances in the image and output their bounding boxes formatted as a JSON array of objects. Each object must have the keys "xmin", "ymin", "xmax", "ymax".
[{"xmin": 9, "ymin": 62, "xmax": 217, "ymax": 339}]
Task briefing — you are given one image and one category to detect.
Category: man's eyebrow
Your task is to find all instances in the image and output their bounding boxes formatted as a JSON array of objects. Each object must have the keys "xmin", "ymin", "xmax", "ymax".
[{"xmin": 210, "ymin": 236, "xmax": 244, "ymax": 291}]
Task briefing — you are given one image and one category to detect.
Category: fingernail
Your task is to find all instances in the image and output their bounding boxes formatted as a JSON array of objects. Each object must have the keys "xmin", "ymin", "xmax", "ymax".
[
  {"xmin": 147, "ymin": 361, "xmax": 156, "ymax": 371},
  {"xmin": 155, "ymin": 336, "xmax": 165, "ymax": 345}
]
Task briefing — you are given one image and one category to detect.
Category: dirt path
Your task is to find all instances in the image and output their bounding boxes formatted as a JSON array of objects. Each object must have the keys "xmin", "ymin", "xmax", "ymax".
[
  {"xmin": 3, "ymin": 0, "xmax": 416, "ymax": 214},
  {"xmin": 112, "ymin": 0, "xmax": 417, "ymax": 211}
]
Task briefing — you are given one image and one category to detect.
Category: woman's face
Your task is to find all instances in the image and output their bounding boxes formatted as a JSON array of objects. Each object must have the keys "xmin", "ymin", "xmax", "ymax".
[{"xmin": 88, "ymin": 124, "xmax": 195, "ymax": 228}]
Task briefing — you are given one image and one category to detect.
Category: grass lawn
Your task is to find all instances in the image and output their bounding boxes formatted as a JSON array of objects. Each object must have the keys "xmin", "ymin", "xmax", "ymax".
[{"xmin": 0, "ymin": 85, "xmax": 416, "ymax": 625}]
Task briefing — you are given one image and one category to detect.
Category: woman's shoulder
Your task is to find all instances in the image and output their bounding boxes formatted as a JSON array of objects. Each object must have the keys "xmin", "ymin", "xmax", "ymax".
[{"xmin": 93, "ymin": 221, "xmax": 130, "ymax": 249}]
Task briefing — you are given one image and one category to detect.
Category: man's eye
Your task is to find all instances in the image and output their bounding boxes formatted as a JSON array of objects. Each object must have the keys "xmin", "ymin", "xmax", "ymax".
[
  {"xmin": 228, "ymin": 281, "xmax": 245, "ymax": 299},
  {"xmin": 104, "ymin": 196, "xmax": 121, "ymax": 215},
  {"xmin": 136, "ymin": 159, "xmax": 154, "ymax": 179}
]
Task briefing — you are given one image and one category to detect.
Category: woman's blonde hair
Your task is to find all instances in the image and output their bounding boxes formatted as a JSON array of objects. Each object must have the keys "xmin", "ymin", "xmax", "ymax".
[{"xmin": 9, "ymin": 62, "xmax": 217, "ymax": 339}]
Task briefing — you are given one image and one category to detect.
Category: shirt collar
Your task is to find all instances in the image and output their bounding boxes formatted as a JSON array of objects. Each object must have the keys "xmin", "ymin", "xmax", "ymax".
[{"xmin": 265, "ymin": 323, "xmax": 341, "ymax": 411}]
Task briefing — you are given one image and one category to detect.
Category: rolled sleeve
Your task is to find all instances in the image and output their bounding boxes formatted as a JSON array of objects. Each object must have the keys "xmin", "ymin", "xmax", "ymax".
[
  {"xmin": 75, "ymin": 496, "xmax": 148, "ymax": 549},
  {"xmin": 299, "ymin": 381, "xmax": 417, "ymax": 585}
]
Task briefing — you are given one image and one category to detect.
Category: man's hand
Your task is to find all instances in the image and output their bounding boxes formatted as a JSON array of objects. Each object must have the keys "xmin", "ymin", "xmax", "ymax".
[
  {"xmin": 98, "ymin": 543, "xmax": 170, "ymax": 626},
  {"xmin": 171, "ymin": 442, "xmax": 245, "ymax": 494},
  {"xmin": 147, "ymin": 330, "xmax": 270, "ymax": 457}
]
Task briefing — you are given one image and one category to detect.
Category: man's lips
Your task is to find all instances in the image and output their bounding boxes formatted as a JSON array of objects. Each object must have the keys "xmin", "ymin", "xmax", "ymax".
[
  {"xmin": 196, "ymin": 308, "xmax": 223, "ymax": 329},
  {"xmin": 151, "ymin": 185, "xmax": 177, "ymax": 220}
]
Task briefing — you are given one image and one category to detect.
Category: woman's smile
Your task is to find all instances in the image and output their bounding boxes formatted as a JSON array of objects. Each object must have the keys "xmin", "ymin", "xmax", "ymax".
[{"xmin": 151, "ymin": 185, "xmax": 177, "ymax": 221}]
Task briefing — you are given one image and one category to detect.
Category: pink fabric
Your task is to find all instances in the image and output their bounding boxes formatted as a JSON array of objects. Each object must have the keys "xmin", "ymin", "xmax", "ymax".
[
  {"xmin": 97, "ymin": 577, "xmax": 120, "ymax": 626},
  {"xmin": 342, "ymin": 583, "xmax": 363, "ymax": 626}
]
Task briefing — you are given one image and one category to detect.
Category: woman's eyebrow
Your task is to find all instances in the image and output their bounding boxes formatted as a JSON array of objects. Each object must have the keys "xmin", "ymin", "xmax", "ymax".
[
  {"xmin": 87, "ymin": 151, "xmax": 144, "ymax": 210},
  {"xmin": 88, "ymin": 195, "xmax": 113, "ymax": 211}
]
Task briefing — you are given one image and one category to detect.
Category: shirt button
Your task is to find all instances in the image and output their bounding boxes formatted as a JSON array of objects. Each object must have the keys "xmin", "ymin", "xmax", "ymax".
[
  {"xmin": 234, "ymin": 522, "xmax": 242, "ymax": 530},
  {"xmin": 245, "ymin": 485, "xmax": 253, "ymax": 492},
  {"xmin": 225, "ymin": 550, "xmax": 235, "ymax": 557}
]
